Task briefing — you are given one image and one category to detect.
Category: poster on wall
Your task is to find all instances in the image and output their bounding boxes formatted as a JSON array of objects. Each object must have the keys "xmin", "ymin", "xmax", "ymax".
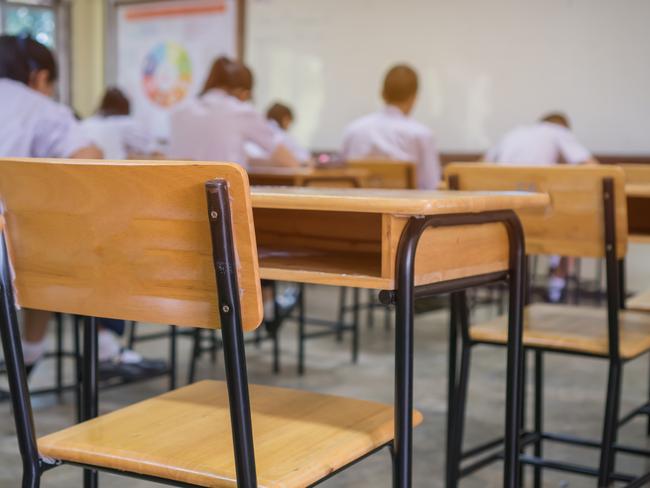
[{"xmin": 116, "ymin": 0, "xmax": 238, "ymax": 140}]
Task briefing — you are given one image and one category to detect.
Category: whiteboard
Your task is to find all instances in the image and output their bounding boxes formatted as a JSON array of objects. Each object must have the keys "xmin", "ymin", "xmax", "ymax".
[
  {"xmin": 246, "ymin": 0, "xmax": 650, "ymax": 154},
  {"xmin": 115, "ymin": 0, "xmax": 239, "ymax": 139}
]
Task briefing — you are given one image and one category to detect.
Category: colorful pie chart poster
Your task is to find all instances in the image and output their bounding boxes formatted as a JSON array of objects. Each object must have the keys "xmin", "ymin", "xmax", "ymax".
[{"xmin": 116, "ymin": 0, "xmax": 238, "ymax": 139}]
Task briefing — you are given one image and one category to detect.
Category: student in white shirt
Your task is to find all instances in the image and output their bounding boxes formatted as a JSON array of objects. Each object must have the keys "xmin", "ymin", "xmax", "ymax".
[
  {"xmin": 168, "ymin": 57, "xmax": 299, "ymax": 168},
  {"xmin": 485, "ymin": 112, "xmax": 598, "ymax": 166},
  {"xmin": 0, "ymin": 34, "xmax": 101, "ymax": 374},
  {"xmin": 341, "ymin": 64, "xmax": 441, "ymax": 189},
  {"xmin": 485, "ymin": 112, "xmax": 598, "ymax": 302},
  {"xmin": 81, "ymin": 87, "xmax": 156, "ymax": 160},
  {"xmin": 246, "ymin": 102, "xmax": 311, "ymax": 163},
  {"xmin": 0, "ymin": 35, "xmax": 165, "ymax": 378}
]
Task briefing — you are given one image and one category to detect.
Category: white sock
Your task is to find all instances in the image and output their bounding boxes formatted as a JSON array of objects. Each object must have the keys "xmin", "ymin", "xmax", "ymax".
[
  {"xmin": 548, "ymin": 276, "xmax": 566, "ymax": 302},
  {"xmin": 98, "ymin": 329, "xmax": 122, "ymax": 362},
  {"xmin": 22, "ymin": 339, "xmax": 47, "ymax": 366}
]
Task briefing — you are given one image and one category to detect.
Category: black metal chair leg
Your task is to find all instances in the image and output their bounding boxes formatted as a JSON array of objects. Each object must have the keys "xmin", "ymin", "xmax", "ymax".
[
  {"xmin": 533, "ymin": 350, "xmax": 544, "ymax": 488},
  {"xmin": 449, "ymin": 342, "xmax": 472, "ymax": 488},
  {"xmin": 367, "ymin": 288, "xmax": 375, "ymax": 329},
  {"xmin": 82, "ymin": 316, "xmax": 99, "ymax": 488},
  {"xmin": 598, "ymin": 360, "xmax": 623, "ymax": 487},
  {"xmin": 127, "ymin": 321, "xmax": 136, "ymax": 350},
  {"xmin": 188, "ymin": 328, "xmax": 202, "ymax": 384},
  {"xmin": 169, "ymin": 325, "xmax": 177, "ymax": 390},
  {"xmin": 519, "ymin": 349, "xmax": 528, "ymax": 487},
  {"xmin": 352, "ymin": 287, "xmax": 360, "ymax": 364},
  {"xmin": 0, "ymin": 236, "xmax": 42, "ymax": 488},
  {"xmin": 446, "ymin": 294, "xmax": 459, "ymax": 488},
  {"xmin": 298, "ymin": 283, "xmax": 306, "ymax": 375},
  {"xmin": 55, "ymin": 313, "xmax": 64, "ymax": 401},
  {"xmin": 73, "ymin": 316, "xmax": 82, "ymax": 423},
  {"xmin": 647, "ymin": 354, "xmax": 650, "ymax": 437},
  {"xmin": 337, "ymin": 287, "xmax": 346, "ymax": 340}
]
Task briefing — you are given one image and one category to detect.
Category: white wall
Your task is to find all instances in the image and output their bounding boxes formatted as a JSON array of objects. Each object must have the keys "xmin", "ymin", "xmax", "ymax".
[{"xmin": 246, "ymin": 0, "xmax": 650, "ymax": 153}]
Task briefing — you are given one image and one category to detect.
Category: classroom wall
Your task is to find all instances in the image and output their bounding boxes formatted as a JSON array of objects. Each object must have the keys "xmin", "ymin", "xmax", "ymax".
[
  {"xmin": 246, "ymin": 0, "xmax": 650, "ymax": 154},
  {"xmin": 70, "ymin": 0, "xmax": 104, "ymax": 117}
]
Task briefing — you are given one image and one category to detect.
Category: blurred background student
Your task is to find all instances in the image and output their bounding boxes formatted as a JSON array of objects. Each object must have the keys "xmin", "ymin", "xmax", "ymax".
[
  {"xmin": 246, "ymin": 102, "xmax": 311, "ymax": 164},
  {"xmin": 484, "ymin": 112, "xmax": 598, "ymax": 166},
  {"xmin": 341, "ymin": 63, "xmax": 441, "ymax": 189},
  {"xmin": 168, "ymin": 56, "xmax": 299, "ymax": 168},
  {"xmin": 81, "ymin": 87, "xmax": 157, "ymax": 160},
  {"xmin": 0, "ymin": 35, "xmax": 165, "ymax": 379},
  {"xmin": 484, "ymin": 112, "xmax": 598, "ymax": 302}
]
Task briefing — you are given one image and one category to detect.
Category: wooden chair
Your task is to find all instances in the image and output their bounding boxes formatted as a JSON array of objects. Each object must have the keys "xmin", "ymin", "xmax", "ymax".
[
  {"xmin": 0, "ymin": 159, "xmax": 421, "ymax": 488},
  {"xmin": 443, "ymin": 164, "xmax": 650, "ymax": 487},
  {"xmin": 345, "ymin": 159, "xmax": 417, "ymax": 189}
]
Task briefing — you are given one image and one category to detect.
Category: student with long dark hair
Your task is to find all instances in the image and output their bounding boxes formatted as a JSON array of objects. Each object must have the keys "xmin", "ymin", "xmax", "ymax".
[
  {"xmin": 0, "ymin": 35, "xmax": 165, "ymax": 379},
  {"xmin": 169, "ymin": 56, "xmax": 300, "ymax": 168}
]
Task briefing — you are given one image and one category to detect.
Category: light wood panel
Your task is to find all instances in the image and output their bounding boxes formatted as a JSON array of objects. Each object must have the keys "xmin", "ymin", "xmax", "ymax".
[
  {"xmin": 620, "ymin": 164, "xmax": 650, "ymax": 185},
  {"xmin": 251, "ymin": 187, "xmax": 550, "ymax": 216},
  {"xmin": 38, "ymin": 380, "xmax": 422, "ymax": 488},
  {"xmin": 627, "ymin": 289, "xmax": 650, "ymax": 312},
  {"xmin": 0, "ymin": 158, "xmax": 263, "ymax": 331},
  {"xmin": 444, "ymin": 164, "xmax": 628, "ymax": 258},
  {"xmin": 470, "ymin": 303, "xmax": 650, "ymax": 359},
  {"xmin": 346, "ymin": 160, "xmax": 417, "ymax": 189}
]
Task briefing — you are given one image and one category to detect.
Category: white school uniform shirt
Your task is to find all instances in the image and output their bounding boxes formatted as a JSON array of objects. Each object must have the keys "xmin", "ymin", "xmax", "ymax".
[
  {"xmin": 168, "ymin": 89, "xmax": 281, "ymax": 168},
  {"xmin": 341, "ymin": 105, "xmax": 441, "ymax": 189},
  {"xmin": 81, "ymin": 115, "xmax": 155, "ymax": 160},
  {"xmin": 245, "ymin": 119, "xmax": 311, "ymax": 163},
  {"xmin": 485, "ymin": 122, "xmax": 592, "ymax": 166},
  {"xmin": 0, "ymin": 78, "xmax": 91, "ymax": 158}
]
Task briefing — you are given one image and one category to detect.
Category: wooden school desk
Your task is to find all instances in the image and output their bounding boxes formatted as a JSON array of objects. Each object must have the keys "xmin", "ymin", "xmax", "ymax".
[
  {"xmin": 248, "ymin": 166, "xmax": 369, "ymax": 188},
  {"xmin": 250, "ymin": 187, "xmax": 549, "ymax": 487}
]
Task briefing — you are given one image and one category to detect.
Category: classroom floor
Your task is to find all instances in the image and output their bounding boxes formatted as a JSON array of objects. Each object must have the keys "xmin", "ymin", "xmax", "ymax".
[{"xmin": 3, "ymin": 248, "xmax": 650, "ymax": 487}]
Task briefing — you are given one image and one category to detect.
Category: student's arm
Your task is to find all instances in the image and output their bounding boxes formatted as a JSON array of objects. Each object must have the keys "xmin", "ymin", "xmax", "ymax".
[
  {"xmin": 557, "ymin": 130, "xmax": 596, "ymax": 165},
  {"xmin": 36, "ymin": 104, "xmax": 104, "ymax": 159},
  {"xmin": 269, "ymin": 143, "xmax": 301, "ymax": 167},
  {"xmin": 70, "ymin": 145, "xmax": 103, "ymax": 159},
  {"xmin": 242, "ymin": 108, "xmax": 299, "ymax": 167}
]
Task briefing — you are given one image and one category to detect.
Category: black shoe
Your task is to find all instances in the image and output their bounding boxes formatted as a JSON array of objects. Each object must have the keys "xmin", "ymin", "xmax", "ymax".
[{"xmin": 99, "ymin": 349, "xmax": 167, "ymax": 382}]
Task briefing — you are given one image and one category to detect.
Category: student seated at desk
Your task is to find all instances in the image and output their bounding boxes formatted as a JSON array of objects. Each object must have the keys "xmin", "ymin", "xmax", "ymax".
[
  {"xmin": 81, "ymin": 87, "xmax": 157, "ymax": 160},
  {"xmin": 246, "ymin": 102, "xmax": 311, "ymax": 164},
  {"xmin": 0, "ymin": 35, "xmax": 165, "ymax": 378},
  {"xmin": 484, "ymin": 112, "xmax": 598, "ymax": 166},
  {"xmin": 341, "ymin": 64, "xmax": 440, "ymax": 189},
  {"xmin": 485, "ymin": 112, "xmax": 599, "ymax": 302},
  {"xmin": 168, "ymin": 57, "xmax": 299, "ymax": 168}
]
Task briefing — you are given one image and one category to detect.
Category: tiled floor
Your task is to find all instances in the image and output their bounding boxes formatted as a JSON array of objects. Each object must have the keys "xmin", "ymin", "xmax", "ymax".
[{"xmin": 3, "ymin": 249, "xmax": 650, "ymax": 486}]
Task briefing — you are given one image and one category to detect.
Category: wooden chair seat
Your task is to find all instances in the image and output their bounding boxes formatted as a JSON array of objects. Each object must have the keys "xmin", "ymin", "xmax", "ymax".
[
  {"xmin": 38, "ymin": 380, "xmax": 422, "ymax": 487},
  {"xmin": 470, "ymin": 303, "xmax": 650, "ymax": 359},
  {"xmin": 626, "ymin": 289, "xmax": 650, "ymax": 312}
]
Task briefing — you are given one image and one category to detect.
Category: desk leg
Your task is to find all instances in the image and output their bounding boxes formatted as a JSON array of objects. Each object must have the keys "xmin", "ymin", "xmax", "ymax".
[{"xmin": 446, "ymin": 295, "xmax": 459, "ymax": 488}]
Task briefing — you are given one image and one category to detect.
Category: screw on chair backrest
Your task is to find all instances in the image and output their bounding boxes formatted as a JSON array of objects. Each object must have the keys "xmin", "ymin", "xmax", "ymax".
[
  {"xmin": 0, "ymin": 158, "xmax": 263, "ymax": 331},
  {"xmin": 444, "ymin": 164, "xmax": 628, "ymax": 260}
]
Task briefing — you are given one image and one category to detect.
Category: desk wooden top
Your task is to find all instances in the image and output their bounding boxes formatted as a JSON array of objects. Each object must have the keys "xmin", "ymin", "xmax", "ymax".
[
  {"xmin": 251, "ymin": 187, "xmax": 550, "ymax": 215},
  {"xmin": 626, "ymin": 183, "xmax": 650, "ymax": 198}
]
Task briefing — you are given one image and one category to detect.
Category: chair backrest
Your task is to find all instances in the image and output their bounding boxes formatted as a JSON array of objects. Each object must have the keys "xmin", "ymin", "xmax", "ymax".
[
  {"xmin": 0, "ymin": 159, "xmax": 263, "ymax": 331},
  {"xmin": 444, "ymin": 163, "xmax": 628, "ymax": 259},
  {"xmin": 346, "ymin": 159, "xmax": 417, "ymax": 189},
  {"xmin": 619, "ymin": 163, "xmax": 650, "ymax": 184}
]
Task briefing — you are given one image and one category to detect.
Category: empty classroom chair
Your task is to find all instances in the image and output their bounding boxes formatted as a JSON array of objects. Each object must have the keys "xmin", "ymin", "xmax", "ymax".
[
  {"xmin": 0, "ymin": 159, "xmax": 421, "ymax": 487},
  {"xmin": 444, "ymin": 163, "xmax": 650, "ymax": 487},
  {"xmin": 346, "ymin": 159, "xmax": 417, "ymax": 189}
]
